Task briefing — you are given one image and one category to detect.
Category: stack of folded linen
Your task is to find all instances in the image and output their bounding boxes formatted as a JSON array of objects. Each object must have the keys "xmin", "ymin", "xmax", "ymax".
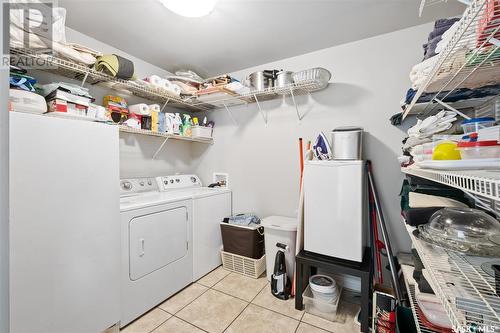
[
  {"xmin": 9, "ymin": 3, "xmax": 100, "ymax": 65},
  {"xmin": 422, "ymin": 18, "xmax": 460, "ymax": 60}
]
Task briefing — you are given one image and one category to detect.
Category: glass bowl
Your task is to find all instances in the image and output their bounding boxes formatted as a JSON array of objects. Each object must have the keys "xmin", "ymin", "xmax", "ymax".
[{"xmin": 417, "ymin": 207, "xmax": 500, "ymax": 257}]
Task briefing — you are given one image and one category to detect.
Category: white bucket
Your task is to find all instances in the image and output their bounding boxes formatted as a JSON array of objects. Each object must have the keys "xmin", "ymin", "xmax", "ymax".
[{"xmin": 309, "ymin": 275, "xmax": 340, "ymax": 303}]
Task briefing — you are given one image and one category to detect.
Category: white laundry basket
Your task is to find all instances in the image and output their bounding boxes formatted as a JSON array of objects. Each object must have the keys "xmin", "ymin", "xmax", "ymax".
[{"xmin": 261, "ymin": 216, "xmax": 297, "ymax": 281}]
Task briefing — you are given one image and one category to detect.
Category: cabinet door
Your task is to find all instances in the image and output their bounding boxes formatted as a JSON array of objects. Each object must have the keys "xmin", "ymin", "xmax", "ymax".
[
  {"xmin": 129, "ymin": 206, "xmax": 189, "ymax": 280},
  {"xmin": 193, "ymin": 192, "xmax": 232, "ymax": 280}
]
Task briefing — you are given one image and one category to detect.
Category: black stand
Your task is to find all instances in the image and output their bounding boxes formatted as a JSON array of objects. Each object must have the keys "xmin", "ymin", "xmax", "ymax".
[{"xmin": 295, "ymin": 248, "xmax": 372, "ymax": 333}]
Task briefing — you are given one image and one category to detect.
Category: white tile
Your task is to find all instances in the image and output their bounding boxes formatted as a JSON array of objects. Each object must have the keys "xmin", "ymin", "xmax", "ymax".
[
  {"xmin": 296, "ymin": 323, "xmax": 329, "ymax": 333},
  {"xmin": 197, "ymin": 266, "xmax": 230, "ymax": 287},
  {"xmin": 213, "ymin": 273, "xmax": 267, "ymax": 301},
  {"xmin": 158, "ymin": 283, "xmax": 207, "ymax": 314},
  {"xmin": 252, "ymin": 283, "xmax": 303, "ymax": 320},
  {"xmin": 120, "ymin": 308, "xmax": 171, "ymax": 333},
  {"xmin": 176, "ymin": 289, "xmax": 247, "ymax": 333},
  {"xmin": 152, "ymin": 317, "xmax": 205, "ymax": 333},
  {"xmin": 225, "ymin": 304, "xmax": 299, "ymax": 333}
]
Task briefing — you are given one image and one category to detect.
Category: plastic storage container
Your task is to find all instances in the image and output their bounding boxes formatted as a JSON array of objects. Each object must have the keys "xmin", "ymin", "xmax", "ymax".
[
  {"xmin": 261, "ymin": 216, "xmax": 297, "ymax": 281},
  {"xmin": 302, "ymin": 284, "xmax": 342, "ymax": 322},
  {"xmin": 457, "ymin": 140, "xmax": 500, "ymax": 159},
  {"xmin": 415, "ymin": 292, "xmax": 452, "ymax": 329},
  {"xmin": 461, "ymin": 117, "xmax": 496, "ymax": 134},
  {"xmin": 220, "ymin": 222, "xmax": 264, "ymax": 259}
]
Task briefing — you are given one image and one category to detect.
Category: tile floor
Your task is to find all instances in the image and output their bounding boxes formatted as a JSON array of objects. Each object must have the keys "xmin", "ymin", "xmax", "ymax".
[{"xmin": 121, "ymin": 267, "xmax": 361, "ymax": 333}]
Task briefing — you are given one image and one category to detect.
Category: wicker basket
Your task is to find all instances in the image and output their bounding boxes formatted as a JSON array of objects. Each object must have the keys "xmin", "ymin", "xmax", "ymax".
[{"xmin": 221, "ymin": 250, "xmax": 266, "ymax": 279}]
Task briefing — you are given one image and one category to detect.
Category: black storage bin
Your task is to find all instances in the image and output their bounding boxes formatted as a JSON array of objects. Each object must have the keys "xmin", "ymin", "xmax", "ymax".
[{"xmin": 220, "ymin": 222, "xmax": 265, "ymax": 259}]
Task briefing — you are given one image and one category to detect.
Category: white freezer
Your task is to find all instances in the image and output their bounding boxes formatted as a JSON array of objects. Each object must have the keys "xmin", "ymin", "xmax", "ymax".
[{"xmin": 303, "ymin": 160, "xmax": 367, "ymax": 262}]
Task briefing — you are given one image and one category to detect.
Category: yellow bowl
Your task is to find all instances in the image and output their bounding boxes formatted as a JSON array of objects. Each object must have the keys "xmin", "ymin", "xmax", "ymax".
[{"xmin": 432, "ymin": 142, "xmax": 461, "ymax": 160}]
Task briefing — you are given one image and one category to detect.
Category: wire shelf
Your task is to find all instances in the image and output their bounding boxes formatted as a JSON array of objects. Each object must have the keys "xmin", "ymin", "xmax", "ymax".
[
  {"xmin": 118, "ymin": 126, "xmax": 213, "ymax": 144},
  {"xmin": 404, "ymin": 0, "xmax": 500, "ymax": 119},
  {"xmin": 10, "ymin": 48, "xmax": 329, "ymax": 114},
  {"xmin": 401, "ymin": 265, "xmax": 442, "ymax": 333},
  {"xmin": 402, "ymin": 167, "xmax": 500, "ymax": 202},
  {"xmin": 405, "ymin": 224, "xmax": 500, "ymax": 332}
]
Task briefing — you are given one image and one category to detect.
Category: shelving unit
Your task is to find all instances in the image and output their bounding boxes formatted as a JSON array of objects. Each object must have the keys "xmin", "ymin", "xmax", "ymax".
[
  {"xmin": 404, "ymin": 223, "xmax": 500, "ymax": 332},
  {"xmin": 403, "ymin": 0, "xmax": 500, "ymax": 120},
  {"xmin": 10, "ymin": 48, "xmax": 329, "ymax": 119},
  {"xmin": 401, "ymin": 265, "xmax": 441, "ymax": 333}
]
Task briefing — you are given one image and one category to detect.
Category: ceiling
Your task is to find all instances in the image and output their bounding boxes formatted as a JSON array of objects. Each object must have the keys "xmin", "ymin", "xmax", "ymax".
[{"xmin": 60, "ymin": 0, "xmax": 464, "ymax": 77}]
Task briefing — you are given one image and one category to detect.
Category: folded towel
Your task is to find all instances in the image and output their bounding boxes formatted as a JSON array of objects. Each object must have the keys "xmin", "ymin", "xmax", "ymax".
[{"xmin": 407, "ymin": 111, "xmax": 457, "ymax": 139}]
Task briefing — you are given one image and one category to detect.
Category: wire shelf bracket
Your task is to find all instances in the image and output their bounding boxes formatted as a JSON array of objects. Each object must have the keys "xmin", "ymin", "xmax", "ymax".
[
  {"xmin": 152, "ymin": 137, "xmax": 169, "ymax": 160},
  {"xmin": 434, "ymin": 98, "xmax": 472, "ymax": 119},
  {"xmin": 254, "ymin": 94, "xmax": 267, "ymax": 125},
  {"xmin": 80, "ymin": 71, "xmax": 89, "ymax": 87},
  {"xmin": 289, "ymin": 87, "xmax": 302, "ymax": 121},
  {"xmin": 222, "ymin": 101, "xmax": 237, "ymax": 125},
  {"xmin": 160, "ymin": 99, "xmax": 170, "ymax": 113}
]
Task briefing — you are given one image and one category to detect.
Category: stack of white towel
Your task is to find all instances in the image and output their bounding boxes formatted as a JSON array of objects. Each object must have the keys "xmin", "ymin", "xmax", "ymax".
[{"xmin": 403, "ymin": 111, "xmax": 458, "ymax": 150}]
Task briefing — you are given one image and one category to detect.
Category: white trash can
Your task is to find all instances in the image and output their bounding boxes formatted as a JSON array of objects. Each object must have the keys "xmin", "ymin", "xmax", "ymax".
[{"xmin": 262, "ymin": 216, "xmax": 298, "ymax": 281}]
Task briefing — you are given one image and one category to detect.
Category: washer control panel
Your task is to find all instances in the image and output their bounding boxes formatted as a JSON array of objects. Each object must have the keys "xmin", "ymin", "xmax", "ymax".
[
  {"xmin": 156, "ymin": 174, "xmax": 202, "ymax": 191},
  {"xmin": 120, "ymin": 178, "xmax": 158, "ymax": 196}
]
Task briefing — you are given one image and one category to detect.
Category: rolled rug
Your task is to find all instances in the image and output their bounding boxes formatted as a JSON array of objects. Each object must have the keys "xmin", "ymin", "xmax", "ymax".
[{"xmin": 129, "ymin": 103, "xmax": 150, "ymax": 116}]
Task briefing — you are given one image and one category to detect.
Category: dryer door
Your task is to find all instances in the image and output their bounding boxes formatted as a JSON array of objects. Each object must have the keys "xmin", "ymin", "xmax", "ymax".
[{"xmin": 129, "ymin": 206, "xmax": 188, "ymax": 280}]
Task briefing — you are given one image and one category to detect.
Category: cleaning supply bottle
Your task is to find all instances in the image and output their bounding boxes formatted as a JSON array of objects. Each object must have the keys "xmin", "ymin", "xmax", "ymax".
[
  {"xmin": 173, "ymin": 113, "xmax": 182, "ymax": 135},
  {"xmin": 183, "ymin": 114, "xmax": 192, "ymax": 137},
  {"xmin": 165, "ymin": 113, "xmax": 175, "ymax": 134}
]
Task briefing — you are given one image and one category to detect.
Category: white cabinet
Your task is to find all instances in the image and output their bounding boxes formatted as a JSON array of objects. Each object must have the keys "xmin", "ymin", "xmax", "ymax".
[{"xmin": 9, "ymin": 113, "xmax": 120, "ymax": 333}]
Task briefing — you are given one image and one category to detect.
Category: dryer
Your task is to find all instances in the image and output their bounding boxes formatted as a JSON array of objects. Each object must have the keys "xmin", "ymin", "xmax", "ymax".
[
  {"xmin": 156, "ymin": 175, "xmax": 232, "ymax": 281},
  {"xmin": 120, "ymin": 178, "xmax": 193, "ymax": 327}
]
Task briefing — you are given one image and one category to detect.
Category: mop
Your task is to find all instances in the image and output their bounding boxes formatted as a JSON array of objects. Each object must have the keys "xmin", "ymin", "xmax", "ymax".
[{"xmin": 367, "ymin": 161, "xmax": 403, "ymax": 303}]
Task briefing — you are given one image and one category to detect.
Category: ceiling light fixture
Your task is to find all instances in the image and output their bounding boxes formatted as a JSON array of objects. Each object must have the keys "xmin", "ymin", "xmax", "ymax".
[{"xmin": 159, "ymin": 0, "xmax": 217, "ymax": 18}]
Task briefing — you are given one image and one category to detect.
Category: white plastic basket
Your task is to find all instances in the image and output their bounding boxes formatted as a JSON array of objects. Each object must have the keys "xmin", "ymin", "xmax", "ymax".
[
  {"xmin": 191, "ymin": 125, "xmax": 213, "ymax": 139},
  {"xmin": 221, "ymin": 250, "xmax": 266, "ymax": 279}
]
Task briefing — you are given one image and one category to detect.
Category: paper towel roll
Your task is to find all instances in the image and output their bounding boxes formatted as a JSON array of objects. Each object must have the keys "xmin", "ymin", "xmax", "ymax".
[
  {"xmin": 129, "ymin": 103, "xmax": 150, "ymax": 116},
  {"xmin": 143, "ymin": 75, "xmax": 163, "ymax": 88},
  {"xmin": 148, "ymin": 104, "xmax": 161, "ymax": 113},
  {"xmin": 162, "ymin": 79, "xmax": 181, "ymax": 96}
]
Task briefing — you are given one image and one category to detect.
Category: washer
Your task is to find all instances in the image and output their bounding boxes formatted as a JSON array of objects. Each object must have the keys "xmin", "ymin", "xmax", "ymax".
[
  {"xmin": 120, "ymin": 177, "xmax": 193, "ymax": 327},
  {"xmin": 156, "ymin": 175, "xmax": 232, "ymax": 281}
]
